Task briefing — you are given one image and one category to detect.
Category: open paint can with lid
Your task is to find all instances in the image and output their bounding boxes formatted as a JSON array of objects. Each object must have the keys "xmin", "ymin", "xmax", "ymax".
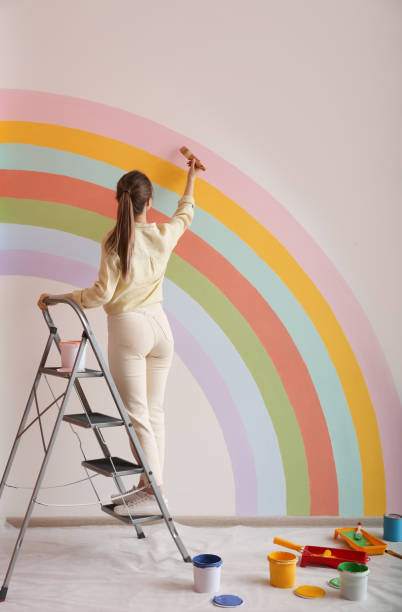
[
  {"xmin": 267, "ymin": 551, "xmax": 297, "ymax": 588},
  {"xmin": 192, "ymin": 554, "xmax": 222, "ymax": 593},
  {"xmin": 338, "ymin": 562, "xmax": 370, "ymax": 601}
]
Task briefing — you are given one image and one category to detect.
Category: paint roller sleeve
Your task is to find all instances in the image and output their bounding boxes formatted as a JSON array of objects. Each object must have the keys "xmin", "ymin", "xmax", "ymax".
[{"xmin": 62, "ymin": 196, "xmax": 195, "ymax": 314}]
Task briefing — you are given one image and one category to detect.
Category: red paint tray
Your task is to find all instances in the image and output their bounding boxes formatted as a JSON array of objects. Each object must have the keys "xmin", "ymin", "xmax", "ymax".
[{"xmin": 273, "ymin": 537, "xmax": 368, "ymax": 569}]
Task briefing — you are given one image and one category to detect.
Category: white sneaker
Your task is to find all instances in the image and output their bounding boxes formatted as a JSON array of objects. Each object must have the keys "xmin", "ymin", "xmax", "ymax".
[
  {"xmin": 111, "ymin": 486, "xmax": 138, "ymax": 505},
  {"xmin": 113, "ymin": 491, "xmax": 168, "ymax": 516}
]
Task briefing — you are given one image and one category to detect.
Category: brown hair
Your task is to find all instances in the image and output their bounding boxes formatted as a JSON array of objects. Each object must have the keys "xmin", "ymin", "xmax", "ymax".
[{"xmin": 105, "ymin": 170, "xmax": 153, "ymax": 281}]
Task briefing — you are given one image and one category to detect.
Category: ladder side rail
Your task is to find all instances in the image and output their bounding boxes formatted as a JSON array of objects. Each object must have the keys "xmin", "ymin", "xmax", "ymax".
[
  {"xmin": 42, "ymin": 306, "xmax": 111, "ymax": 456},
  {"xmin": 42, "ymin": 298, "xmax": 145, "ymax": 538},
  {"xmin": 72, "ymin": 377, "xmax": 111, "ymax": 457},
  {"xmin": 84, "ymin": 324, "xmax": 158, "ymax": 487},
  {"xmin": 71, "ymin": 374, "xmax": 144, "ymax": 537},
  {"xmin": 78, "ymin": 323, "xmax": 151, "ymax": 539},
  {"xmin": 43, "ymin": 296, "xmax": 93, "ymax": 333},
  {"xmin": 0, "ymin": 330, "xmax": 56, "ymax": 501},
  {"xmin": 83, "ymin": 311, "xmax": 191, "ymax": 559},
  {"xmin": 0, "ymin": 339, "xmax": 87, "ymax": 601},
  {"xmin": 16, "ymin": 392, "xmax": 66, "ymax": 439},
  {"xmin": 42, "ymin": 297, "xmax": 152, "ymax": 477},
  {"xmin": 42, "ymin": 297, "xmax": 190, "ymax": 559}
]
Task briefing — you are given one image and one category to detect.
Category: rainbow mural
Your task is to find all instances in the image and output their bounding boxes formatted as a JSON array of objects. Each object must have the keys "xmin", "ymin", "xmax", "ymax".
[{"xmin": 1, "ymin": 89, "xmax": 401, "ymax": 516}]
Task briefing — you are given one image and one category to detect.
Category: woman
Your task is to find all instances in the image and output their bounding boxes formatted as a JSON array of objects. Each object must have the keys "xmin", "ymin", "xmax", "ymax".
[{"xmin": 38, "ymin": 157, "xmax": 201, "ymax": 515}]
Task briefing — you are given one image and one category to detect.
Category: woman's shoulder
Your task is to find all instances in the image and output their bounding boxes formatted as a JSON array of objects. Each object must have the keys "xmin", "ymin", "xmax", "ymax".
[
  {"xmin": 102, "ymin": 229, "xmax": 114, "ymax": 243},
  {"xmin": 102, "ymin": 231, "xmax": 120, "ymax": 264},
  {"xmin": 102, "ymin": 229, "xmax": 117, "ymax": 251}
]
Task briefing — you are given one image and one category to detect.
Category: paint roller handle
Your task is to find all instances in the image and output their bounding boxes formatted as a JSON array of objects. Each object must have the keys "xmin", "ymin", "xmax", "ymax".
[{"xmin": 273, "ymin": 537, "xmax": 304, "ymax": 552}]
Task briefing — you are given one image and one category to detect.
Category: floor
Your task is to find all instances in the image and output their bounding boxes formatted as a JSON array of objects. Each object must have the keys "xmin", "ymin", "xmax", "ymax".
[{"xmin": 0, "ymin": 520, "xmax": 401, "ymax": 611}]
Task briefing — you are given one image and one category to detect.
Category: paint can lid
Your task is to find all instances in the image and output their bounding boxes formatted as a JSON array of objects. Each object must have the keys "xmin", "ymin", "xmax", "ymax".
[
  {"xmin": 192, "ymin": 554, "xmax": 222, "ymax": 568},
  {"xmin": 212, "ymin": 595, "xmax": 243, "ymax": 607},
  {"xmin": 385, "ymin": 513, "xmax": 402, "ymax": 520},
  {"xmin": 338, "ymin": 562, "xmax": 369, "ymax": 573},
  {"xmin": 294, "ymin": 586, "xmax": 326, "ymax": 599}
]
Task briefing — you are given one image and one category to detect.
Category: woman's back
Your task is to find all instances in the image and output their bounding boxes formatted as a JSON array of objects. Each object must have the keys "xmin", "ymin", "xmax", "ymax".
[{"xmin": 67, "ymin": 195, "xmax": 194, "ymax": 314}]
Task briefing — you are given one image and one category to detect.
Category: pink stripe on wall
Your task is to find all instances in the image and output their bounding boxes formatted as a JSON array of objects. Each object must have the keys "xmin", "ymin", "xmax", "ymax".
[{"xmin": 1, "ymin": 89, "xmax": 400, "ymax": 509}]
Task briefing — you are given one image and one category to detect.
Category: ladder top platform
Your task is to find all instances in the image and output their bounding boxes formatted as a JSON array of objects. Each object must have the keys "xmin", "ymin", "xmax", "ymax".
[{"xmin": 40, "ymin": 366, "xmax": 104, "ymax": 378}]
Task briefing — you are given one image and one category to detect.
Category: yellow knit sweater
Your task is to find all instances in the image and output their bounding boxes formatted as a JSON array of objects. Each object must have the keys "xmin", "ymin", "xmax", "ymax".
[{"xmin": 64, "ymin": 195, "xmax": 194, "ymax": 314}]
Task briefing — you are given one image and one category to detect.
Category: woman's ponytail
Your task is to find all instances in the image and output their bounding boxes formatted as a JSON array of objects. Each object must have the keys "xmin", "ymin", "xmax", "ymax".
[
  {"xmin": 105, "ymin": 171, "xmax": 153, "ymax": 282},
  {"xmin": 114, "ymin": 190, "xmax": 135, "ymax": 282}
]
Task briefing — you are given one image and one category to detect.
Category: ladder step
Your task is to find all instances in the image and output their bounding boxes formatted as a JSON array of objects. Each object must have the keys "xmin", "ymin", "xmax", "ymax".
[
  {"xmin": 40, "ymin": 366, "xmax": 104, "ymax": 378},
  {"xmin": 82, "ymin": 457, "xmax": 144, "ymax": 477},
  {"xmin": 63, "ymin": 412, "xmax": 124, "ymax": 428},
  {"xmin": 101, "ymin": 504, "xmax": 163, "ymax": 525}
]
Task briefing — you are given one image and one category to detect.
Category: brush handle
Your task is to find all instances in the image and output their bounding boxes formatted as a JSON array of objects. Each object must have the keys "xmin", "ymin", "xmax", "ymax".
[
  {"xmin": 386, "ymin": 549, "xmax": 402, "ymax": 560},
  {"xmin": 273, "ymin": 537, "xmax": 303, "ymax": 552},
  {"xmin": 180, "ymin": 146, "xmax": 206, "ymax": 171}
]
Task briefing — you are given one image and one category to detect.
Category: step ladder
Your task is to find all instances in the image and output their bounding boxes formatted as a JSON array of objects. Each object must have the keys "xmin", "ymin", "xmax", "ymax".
[{"xmin": 0, "ymin": 297, "xmax": 191, "ymax": 602}]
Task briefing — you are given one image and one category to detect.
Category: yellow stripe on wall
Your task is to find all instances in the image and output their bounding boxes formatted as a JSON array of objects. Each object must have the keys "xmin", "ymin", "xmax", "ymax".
[{"xmin": 0, "ymin": 120, "xmax": 386, "ymax": 514}]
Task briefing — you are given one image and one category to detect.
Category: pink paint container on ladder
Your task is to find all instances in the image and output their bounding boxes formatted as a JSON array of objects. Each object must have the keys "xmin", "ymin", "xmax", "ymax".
[
  {"xmin": 192, "ymin": 554, "xmax": 222, "ymax": 593},
  {"xmin": 60, "ymin": 340, "xmax": 87, "ymax": 371}
]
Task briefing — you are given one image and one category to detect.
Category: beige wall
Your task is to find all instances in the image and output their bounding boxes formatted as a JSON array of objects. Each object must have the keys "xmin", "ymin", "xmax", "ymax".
[{"xmin": 1, "ymin": 0, "xmax": 401, "ymax": 517}]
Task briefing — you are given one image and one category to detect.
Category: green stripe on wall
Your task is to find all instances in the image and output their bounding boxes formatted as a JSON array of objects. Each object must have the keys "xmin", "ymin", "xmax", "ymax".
[{"xmin": 0, "ymin": 196, "xmax": 310, "ymax": 513}]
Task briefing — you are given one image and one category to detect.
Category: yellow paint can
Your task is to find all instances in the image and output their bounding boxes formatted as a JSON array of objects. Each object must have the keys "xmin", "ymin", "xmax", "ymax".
[{"xmin": 267, "ymin": 551, "xmax": 297, "ymax": 588}]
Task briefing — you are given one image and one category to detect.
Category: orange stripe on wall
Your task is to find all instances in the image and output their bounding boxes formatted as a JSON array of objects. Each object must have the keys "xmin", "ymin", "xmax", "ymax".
[{"xmin": 0, "ymin": 168, "xmax": 339, "ymax": 514}]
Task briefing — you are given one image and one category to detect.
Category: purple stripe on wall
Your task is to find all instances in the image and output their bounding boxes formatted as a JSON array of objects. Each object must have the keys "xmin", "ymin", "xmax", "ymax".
[
  {"xmin": 167, "ymin": 312, "xmax": 258, "ymax": 515},
  {"xmin": 1, "ymin": 248, "xmax": 258, "ymax": 515}
]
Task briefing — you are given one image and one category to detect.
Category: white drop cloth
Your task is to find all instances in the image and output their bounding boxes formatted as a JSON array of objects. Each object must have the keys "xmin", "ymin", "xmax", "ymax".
[{"xmin": 0, "ymin": 521, "xmax": 401, "ymax": 611}]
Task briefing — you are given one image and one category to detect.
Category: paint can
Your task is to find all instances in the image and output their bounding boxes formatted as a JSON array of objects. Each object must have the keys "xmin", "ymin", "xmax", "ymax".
[
  {"xmin": 192, "ymin": 554, "xmax": 222, "ymax": 593},
  {"xmin": 60, "ymin": 340, "xmax": 87, "ymax": 371},
  {"xmin": 267, "ymin": 551, "xmax": 297, "ymax": 588},
  {"xmin": 338, "ymin": 562, "xmax": 369, "ymax": 601},
  {"xmin": 383, "ymin": 514, "xmax": 402, "ymax": 542}
]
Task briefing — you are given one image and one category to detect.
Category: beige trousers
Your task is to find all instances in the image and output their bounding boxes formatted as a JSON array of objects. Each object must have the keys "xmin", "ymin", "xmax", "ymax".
[{"xmin": 107, "ymin": 303, "xmax": 174, "ymax": 486}]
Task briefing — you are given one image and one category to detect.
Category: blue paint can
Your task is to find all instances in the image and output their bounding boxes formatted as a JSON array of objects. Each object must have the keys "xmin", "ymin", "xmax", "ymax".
[
  {"xmin": 192, "ymin": 554, "xmax": 223, "ymax": 593},
  {"xmin": 383, "ymin": 514, "xmax": 402, "ymax": 542}
]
